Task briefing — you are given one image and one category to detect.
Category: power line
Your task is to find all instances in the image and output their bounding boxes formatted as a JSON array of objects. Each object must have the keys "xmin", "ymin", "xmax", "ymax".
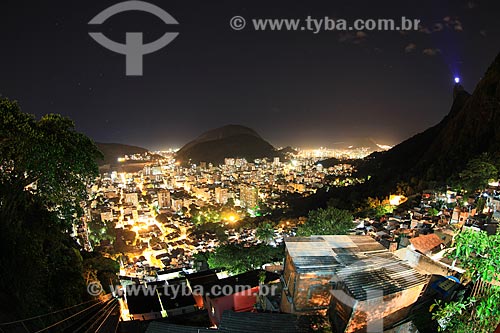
[{"xmin": 0, "ymin": 299, "xmax": 97, "ymax": 326}]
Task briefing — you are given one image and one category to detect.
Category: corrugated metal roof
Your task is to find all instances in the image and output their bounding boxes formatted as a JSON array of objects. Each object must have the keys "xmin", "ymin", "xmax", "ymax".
[
  {"xmin": 286, "ymin": 238, "xmax": 336, "ymax": 259},
  {"xmin": 285, "ymin": 236, "xmax": 428, "ymax": 299},
  {"xmin": 334, "ymin": 255, "xmax": 428, "ymax": 301},
  {"xmin": 218, "ymin": 311, "xmax": 308, "ymax": 332},
  {"xmin": 285, "ymin": 235, "xmax": 388, "ymax": 271},
  {"xmin": 349, "ymin": 235, "xmax": 390, "ymax": 253},
  {"xmin": 291, "ymin": 255, "xmax": 340, "ymax": 270},
  {"xmin": 145, "ymin": 312, "xmax": 309, "ymax": 333}
]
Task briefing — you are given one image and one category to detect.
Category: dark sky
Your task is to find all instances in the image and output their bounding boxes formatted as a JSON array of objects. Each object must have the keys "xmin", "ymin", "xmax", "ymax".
[{"xmin": 1, "ymin": 0, "xmax": 499, "ymax": 150}]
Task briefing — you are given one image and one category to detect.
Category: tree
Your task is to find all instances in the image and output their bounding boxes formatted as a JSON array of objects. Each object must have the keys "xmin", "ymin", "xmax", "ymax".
[
  {"xmin": 0, "ymin": 197, "xmax": 88, "ymax": 320},
  {"xmin": 256, "ymin": 222, "xmax": 275, "ymax": 244},
  {"xmin": 431, "ymin": 230, "xmax": 500, "ymax": 332},
  {"xmin": 476, "ymin": 197, "xmax": 486, "ymax": 213},
  {"xmin": 459, "ymin": 156, "xmax": 498, "ymax": 193},
  {"xmin": 0, "ymin": 98, "xmax": 102, "ymax": 226},
  {"xmin": 0, "ymin": 98, "xmax": 102, "ymax": 320},
  {"xmin": 82, "ymin": 253, "xmax": 120, "ymax": 294},
  {"xmin": 207, "ymin": 244, "xmax": 284, "ymax": 274},
  {"xmin": 297, "ymin": 207, "xmax": 354, "ymax": 236},
  {"xmin": 355, "ymin": 197, "xmax": 393, "ymax": 218},
  {"xmin": 224, "ymin": 197, "xmax": 235, "ymax": 208},
  {"xmin": 433, "ymin": 199, "xmax": 446, "ymax": 210},
  {"xmin": 88, "ymin": 218, "xmax": 116, "ymax": 247}
]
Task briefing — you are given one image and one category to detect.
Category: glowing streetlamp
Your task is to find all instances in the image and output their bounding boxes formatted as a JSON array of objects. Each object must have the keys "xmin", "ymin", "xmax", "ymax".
[{"xmin": 454, "ymin": 77, "xmax": 460, "ymax": 84}]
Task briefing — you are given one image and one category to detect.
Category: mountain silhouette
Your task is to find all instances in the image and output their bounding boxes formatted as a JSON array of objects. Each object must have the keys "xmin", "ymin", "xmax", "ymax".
[
  {"xmin": 288, "ymin": 52, "xmax": 500, "ymax": 216},
  {"xmin": 361, "ymin": 51, "xmax": 500, "ymax": 189},
  {"xmin": 176, "ymin": 125, "xmax": 281, "ymax": 164},
  {"xmin": 95, "ymin": 142, "xmax": 148, "ymax": 166}
]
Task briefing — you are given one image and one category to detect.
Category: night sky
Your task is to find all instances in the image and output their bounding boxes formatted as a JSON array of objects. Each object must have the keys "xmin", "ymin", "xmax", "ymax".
[{"xmin": 1, "ymin": 0, "xmax": 499, "ymax": 149}]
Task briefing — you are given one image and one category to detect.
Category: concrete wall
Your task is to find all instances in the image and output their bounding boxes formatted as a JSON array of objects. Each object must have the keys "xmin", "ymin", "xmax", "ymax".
[
  {"xmin": 405, "ymin": 248, "xmax": 450, "ymax": 276},
  {"xmin": 344, "ymin": 284, "xmax": 424, "ymax": 333},
  {"xmin": 293, "ymin": 272, "xmax": 334, "ymax": 313},
  {"xmin": 280, "ymin": 269, "xmax": 334, "ymax": 314}
]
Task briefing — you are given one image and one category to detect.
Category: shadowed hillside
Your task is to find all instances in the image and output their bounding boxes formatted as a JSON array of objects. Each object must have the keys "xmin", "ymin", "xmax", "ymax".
[
  {"xmin": 176, "ymin": 125, "xmax": 281, "ymax": 165},
  {"xmin": 95, "ymin": 142, "xmax": 148, "ymax": 166}
]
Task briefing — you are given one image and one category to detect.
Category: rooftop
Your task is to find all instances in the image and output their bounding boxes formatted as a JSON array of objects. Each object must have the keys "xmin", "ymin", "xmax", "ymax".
[
  {"xmin": 218, "ymin": 311, "xmax": 307, "ymax": 332},
  {"xmin": 285, "ymin": 235, "xmax": 429, "ymax": 300},
  {"xmin": 145, "ymin": 311, "xmax": 307, "ymax": 333},
  {"xmin": 284, "ymin": 235, "xmax": 388, "ymax": 272},
  {"xmin": 410, "ymin": 233, "xmax": 444, "ymax": 254},
  {"xmin": 335, "ymin": 256, "xmax": 429, "ymax": 301}
]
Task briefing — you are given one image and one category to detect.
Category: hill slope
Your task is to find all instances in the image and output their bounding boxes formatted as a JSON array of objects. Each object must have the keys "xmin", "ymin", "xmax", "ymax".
[
  {"xmin": 176, "ymin": 125, "xmax": 280, "ymax": 164},
  {"xmin": 361, "ymin": 52, "xmax": 500, "ymax": 190},
  {"xmin": 95, "ymin": 142, "xmax": 148, "ymax": 166},
  {"xmin": 273, "ymin": 53, "xmax": 500, "ymax": 216}
]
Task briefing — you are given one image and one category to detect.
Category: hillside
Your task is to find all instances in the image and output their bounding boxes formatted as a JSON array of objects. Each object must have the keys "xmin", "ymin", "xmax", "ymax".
[
  {"xmin": 95, "ymin": 142, "xmax": 148, "ymax": 166},
  {"xmin": 176, "ymin": 125, "xmax": 281, "ymax": 164},
  {"xmin": 286, "ymin": 52, "xmax": 500, "ymax": 215},
  {"xmin": 360, "ymin": 52, "xmax": 500, "ymax": 190},
  {"xmin": 278, "ymin": 146, "xmax": 298, "ymax": 155},
  {"xmin": 332, "ymin": 137, "xmax": 384, "ymax": 151}
]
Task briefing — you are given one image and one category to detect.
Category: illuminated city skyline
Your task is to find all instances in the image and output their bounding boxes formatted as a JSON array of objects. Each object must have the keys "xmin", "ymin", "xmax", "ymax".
[{"xmin": 1, "ymin": 0, "xmax": 500, "ymax": 149}]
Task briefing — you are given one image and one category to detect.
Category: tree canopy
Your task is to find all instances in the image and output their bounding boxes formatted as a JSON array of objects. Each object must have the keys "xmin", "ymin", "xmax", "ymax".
[
  {"xmin": 296, "ymin": 206, "xmax": 354, "ymax": 236},
  {"xmin": 256, "ymin": 221, "xmax": 275, "ymax": 244},
  {"xmin": 0, "ymin": 98, "xmax": 102, "ymax": 226},
  {"xmin": 207, "ymin": 243, "xmax": 284, "ymax": 274},
  {"xmin": 0, "ymin": 98, "xmax": 104, "ymax": 320},
  {"xmin": 459, "ymin": 155, "xmax": 498, "ymax": 193}
]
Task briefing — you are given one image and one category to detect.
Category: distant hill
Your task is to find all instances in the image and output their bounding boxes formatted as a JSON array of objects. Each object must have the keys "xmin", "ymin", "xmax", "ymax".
[
  {"xmin": 95, "ymin": 142, "xmax": 148, "ymax": 166},
  {"xmin": 332, "ymin": 137, "xmax": 383, "ymax": 151},
  {"xmin": 361, "ymin": 51, "xmax": 500, "ymax": 191},
  {"xmin": 318, "ymin": 157, "xmax": 342, "ymax": 168},
  {"xmin": 278, "ymin": 146, "xmax": 298, "ymax": 155},
  {"xmin": 176, "ymin": 125, "xmax": 281, "ymax": 164}
]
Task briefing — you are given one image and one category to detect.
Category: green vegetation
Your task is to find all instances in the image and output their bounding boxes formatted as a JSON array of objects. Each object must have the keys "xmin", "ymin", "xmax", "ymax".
[
  {"xmin": 192, "ymin": 221, "xmax": 228, "ymax": 242},
  {"xmin": 352, "ymin": 197, "xmax": 395, "ymax": 218},
  {"xmin": 428, "ymin": 207, "xmax": 440, "ymax": 217},
  {"xmin": 255, "ymin": 221, "xmax": 275, "ymax": 244},
  {"xmin": 458, "ymin": 154, "xmax": 498, "ymax": 193},
  {"xmin": 207, "ymin": 243, "xmax": 284, "ymax": 274},
  {"xmin": 296, "ymin": 206, "xmax": 354, "ymax": 236},
  {"xmin": 0, "ymin": 98, "xmax": 116, "ymax": 321},
  {"xmin": 476, "ymin": 197, "xmax": 486, "ymax": 213},
  {"xmin": 191, "ymin": 205, "xmax": 221, "ymax": 224},
  {"xmin": 431, "ymin": 230, "xmax": 500, "ymax": 332},
  {"xmin": 82, "ymin": 252, "xmax": 120, "ymax": 294},
  {"xmin": 0, "ymin": 99, "xmax": 100, "ymax": 224},
  {"xmin": 88, "ymin": 218, "xmax": 116, "ymax": 246}
]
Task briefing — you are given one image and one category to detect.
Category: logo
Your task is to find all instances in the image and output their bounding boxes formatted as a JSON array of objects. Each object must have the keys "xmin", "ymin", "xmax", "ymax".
[
  {"xmin": 87, "ymin": 281, "xmax": 103, "ymax": 296},
  {"xmin": 88, "ymin": 1, "xmax": 179, "ymax": 76}
]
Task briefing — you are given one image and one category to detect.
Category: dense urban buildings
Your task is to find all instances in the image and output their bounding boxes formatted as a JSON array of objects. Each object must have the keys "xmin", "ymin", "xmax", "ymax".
[
  {"xmin": 2, "ymin": 1, "xmax": 500, "ymax": 332},
  {"xmin": 76, "ymin": 145, "xmax": 500, "ymax": 333}
]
